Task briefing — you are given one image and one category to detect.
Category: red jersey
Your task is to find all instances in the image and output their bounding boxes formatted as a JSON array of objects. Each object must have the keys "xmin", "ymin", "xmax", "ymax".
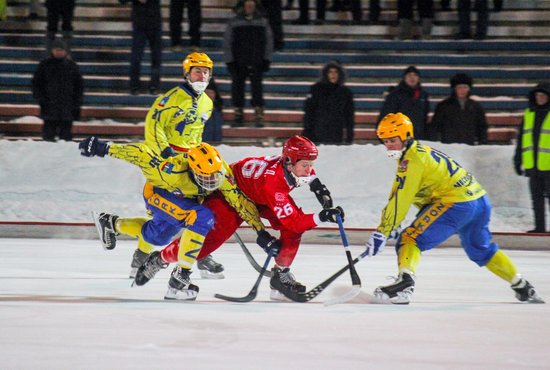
[{"xmin": 231, "ymin": 155, "xmax": 318, "ymax": 234}]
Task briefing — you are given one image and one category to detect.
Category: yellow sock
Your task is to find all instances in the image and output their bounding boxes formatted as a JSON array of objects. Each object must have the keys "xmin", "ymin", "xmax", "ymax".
[
  {"xmin": 398, "ymin": 243, "xmax": 421, "ymax": 274},
  {"xmin": 116, "ymin": 217, "xmax": 155, "ymax": 254},
  {"xmin": 485, "ymin": 250, "xmax": 519, "ymax": 283},
  {"xmin": 177, "ymin": 229, "xmax": 205, "ymax": 269}
]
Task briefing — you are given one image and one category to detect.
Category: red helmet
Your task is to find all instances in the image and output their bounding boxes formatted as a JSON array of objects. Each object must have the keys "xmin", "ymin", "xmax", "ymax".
[{"xmin": 282, "ymin": 136, "xmax": 318, "ymax": 165}]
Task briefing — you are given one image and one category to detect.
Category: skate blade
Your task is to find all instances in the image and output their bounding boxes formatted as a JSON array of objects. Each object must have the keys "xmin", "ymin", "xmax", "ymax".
[
  {"xmin": 129, "ymin": 267, "xmax": 138, "ymax": 279},
  {"xmin": 199, "ymin": 270, "xmax": 225, "ymax": 279},
  {"xmin": 372, "ymin": 288, "xmax": 411, "ymax": 305},
  {"xmin": 164, "ymin": 286, "xmax": 199, "ymax": 301},
  {"xmin": 269, "ymin": 289, "xmax": 293, "ymax": 302}
]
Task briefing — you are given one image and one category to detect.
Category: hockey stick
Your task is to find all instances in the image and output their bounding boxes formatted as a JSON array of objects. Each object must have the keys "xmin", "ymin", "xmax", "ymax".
[
  {"xmin": 323, "ymin": 215, "xmax": 362, "ymax": 306},
  {"xmin": 214, "ymin": 249, "xmax": 274, "ymax": 303},
  {"xmin": 234, "ymin": 232, "xmax": 272, "ymax": 278}
]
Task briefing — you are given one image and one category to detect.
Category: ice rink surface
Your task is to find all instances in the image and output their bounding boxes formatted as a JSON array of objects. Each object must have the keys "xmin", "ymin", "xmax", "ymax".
[{"xmin": 1, "ymin": 238, "xmax": 549, "ymax": 370}]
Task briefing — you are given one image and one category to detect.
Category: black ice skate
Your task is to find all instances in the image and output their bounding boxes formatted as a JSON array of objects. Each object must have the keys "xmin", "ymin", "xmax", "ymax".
[
  {"xmin": 164, "ymin": 266, "xmax": 199, "ymax": 301},
  {"xmin": 129, "ymin": 249, "xmax": 150, "ymax": 279},
  {"xmin": 133, "ymin": 251, "xmax": 168, "ymax": 286},
  {"xmin": 91, "ymin": 211, "xmax": 118, "ymax": 250},
  {"xmin": 270, "ymin": 267, "xmax": 306, "ymax": 301},
  {"xmin": 197, "ymin": 255, "xmax": 225, "ymax": 279},
  {"xmin": 373, "ymin": 271, "xmax": 415, "ymax": 305},
  {"xmin": 511, "ymin": 278, "xmax": 545, "ymax": 304}
]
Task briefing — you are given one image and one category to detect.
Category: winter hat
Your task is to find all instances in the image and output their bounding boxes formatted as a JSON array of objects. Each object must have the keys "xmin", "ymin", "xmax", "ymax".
[
  {"xmin": 51, "ymin": 39, "xmax": 67, "ymax": 51},
  {"xmin": 450, "ymin": 73, "xmax": 473, "ymax": 88},
  {"xmin": 403, "ymin": 66, "xmax": 420, "ymax": 77}
]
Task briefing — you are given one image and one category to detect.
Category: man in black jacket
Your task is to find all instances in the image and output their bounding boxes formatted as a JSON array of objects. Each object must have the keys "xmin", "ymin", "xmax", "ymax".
[
  {"xmin": 32, "ymin": 39, "xmax": 84, "ymax": 141},
  {"xmin": 302, "ymin": 61, "xmax": 354, "ymax": 144},
  {"xmin": 224, "ymin": 0, "xmax": 273, "ymax": 127},
  {"xmin": 428, "ymin": 73, "xmax": 488, "ymax": 145}
]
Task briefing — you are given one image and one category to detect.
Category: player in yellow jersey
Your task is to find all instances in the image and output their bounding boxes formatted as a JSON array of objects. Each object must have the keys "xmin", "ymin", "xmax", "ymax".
[
  {"xmin": 79, "ymin": 137, "xmax": 280, "ymax": 300},
  {"xmin": 138, "ymin": 52, "xmax": 225, "ymax": 278},
  {"xmin": 366, "ymin": 113, "xmax": 544, "ymax": 305}
]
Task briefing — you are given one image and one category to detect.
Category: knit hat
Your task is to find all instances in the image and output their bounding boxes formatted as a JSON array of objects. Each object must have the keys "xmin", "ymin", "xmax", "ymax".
[
  {"xmin": 450, "ymin": 73, "xmax": 473, "ymax": 88},
  {"xmin": 403, "ymin": 66, "xmax": 420, "ymax": 77},
  {"xmin": 51, "ymin": 39, "xmax": 67, "ymax": 51}
]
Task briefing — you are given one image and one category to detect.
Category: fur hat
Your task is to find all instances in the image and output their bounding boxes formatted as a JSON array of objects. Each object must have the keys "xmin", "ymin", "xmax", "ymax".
[
  {"xmin": 450, "ymin": 73, "xmax": 473, "ymax": 88},
  {"xmin": 51, "ymin": 39, "xmax": 68, "ymax": 51},
  {"xmin": 403, "ymin": 66, "xmax": 420, "ymax": 77}
]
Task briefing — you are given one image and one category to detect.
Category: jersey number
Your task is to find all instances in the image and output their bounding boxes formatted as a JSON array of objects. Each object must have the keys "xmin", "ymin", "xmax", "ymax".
[
  {"xmin": 430, "ymin": 149, "xmax": 462, "ymax": 176},
  {"xmin": 241, "ymin": 159, "xmax": 268, "ymax": 179},
  {"xmin": 274, "ymin": 204, "xmax": 294, "ymax": 218}
]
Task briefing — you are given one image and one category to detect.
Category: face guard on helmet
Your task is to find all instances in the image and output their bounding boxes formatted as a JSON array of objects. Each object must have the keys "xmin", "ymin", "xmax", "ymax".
[
  {"xmin": 188, "ymin": 143, "xmax": 225, "ymax": 191},
  {"xmin": 377, "ymin": 113, "xmax": 414, "ymax": 160},
  {"xmin": 183, "ymin": 52, "xmax": 213, "ymax": 93},
  {"xmin": 282, "ymin": 135, "xmax": 318, "ymax": 187}
]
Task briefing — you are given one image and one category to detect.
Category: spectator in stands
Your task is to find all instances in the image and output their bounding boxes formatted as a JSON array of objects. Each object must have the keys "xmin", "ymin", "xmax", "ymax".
[
  {"xmin": 292, "ymin": 0, "xmax": 327, "ymax": 25},
  {"xmin": 514, "ymin": 82, "xmax": 550, "ymax": 233},
  {"xmin": 283, "ymin": 0, "xmax": 294, "ymax": 10},
  {"xmin": 456, "ymin": 0, "xmax": 489, "ymax": 40},
  {"xmin": 396, "ymin": 0, "xmax": 434, "ymax": 39},
  {"xmin": 224, "ymin": 0, "xmax": 273, "ymax": 128},
  {"xmin": 261, "ymin": 0, "xmax": 284, "ymax": 51},
  {"xmin": 378, "ymin": 66, "xmax": 430, "ymax": 139},
  {"xmin": 45, "ymin": 0, "xmax": 76, "ymax": 53},
  {"xmin": 120, "ymin": 0, "xmax": 162, "ymax": 95},
  {"xmin": 0, "ymin": 0, "xmax": 6, "ymax": 21},
  {"xmin": 202, "ymin": 77, "xmax": 224, "ymax": 143},
  {"xmin": 32, "ymin": 39, "xmax": 83, "ymax": 142},
  {"xmin": 428, "ymin": 73, "xmax": 488, "ymax": 145},
  {"xmin": 28, "ymin": 0, "xmax": 39, "ymax": 19},
  {"xmin": 329, "ymin": 0, "xmax": 364, "ymax": 24},
  {"xmin": 169, "ymin": 0, "xmax": 201, "ymax": 52},
  {"xmin": 302, "ymin": 61, "xmax": 354, "ymax": 144}
]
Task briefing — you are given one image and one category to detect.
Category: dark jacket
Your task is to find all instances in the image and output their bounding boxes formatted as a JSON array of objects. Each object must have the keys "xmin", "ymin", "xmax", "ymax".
[
  {"xmin": 32, "ymin": 55, "xmax": 84, "ymax": 121},
  {"xmin": 378, "ymin": 80, "xmax": 430, "ymax": 139},
  {"xmin": 428, "ymin": 94, "xmax": 488, "ymax": 145},
  {"xmin": 302, "ymin": 62, "xmax": 354, "ymax": 144},
  {"xmin": 514, "ymin": 82, "xmax": 550, "ymax": 176},
  {"xmin": 119, "ymin": 0, "xmax": 161, "ymax": 28}
]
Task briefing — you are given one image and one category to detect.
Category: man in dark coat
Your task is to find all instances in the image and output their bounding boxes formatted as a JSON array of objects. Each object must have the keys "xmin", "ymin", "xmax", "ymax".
[
  {"xmin": 514, "ymin": 82, "xmax": 550, "ymax": 233},
  {"xmin": 378, "ymin": 66, "xmax": 430, "ymax": 139},
  {"xmin": 302, "ymin": 61, "xmax": 354, "ymax": 144},
  {"xmin": 428, "ymin": 73, "xmax": 488, "ymax": 145},
  {"xmin": 32, "ymin": 39, "xmax": 84, "ymax": 141}
]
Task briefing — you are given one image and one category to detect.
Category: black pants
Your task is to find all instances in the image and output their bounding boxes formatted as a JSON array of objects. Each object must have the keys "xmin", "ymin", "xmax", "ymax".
[
  {"xmin": 261, "ymin": 0, "xmax": 284, "ymax": 50},
  {"xmin": 46, "ymin": 2, "xmax": 75, "ymax": 33},
  {"xmin": 169, "ymin": 0, "xmax": 201, "ymax": 47},
  {"xmin": 397, "ymin": 0, "xmax": 434, "ymax": 19},
  {"xmin": 130, "ymin": 23, "xmax": 162, "ymax": 90},
  {"xmin": 298, "ymin": 0, "xmax": 326, "ymax": 21},
  {"xmin": 529, "ymin": 173, "xmax": 550, "ymax": 231},
  {"xmin": 43, "ymin": 120, "xmax": 72, "ymax": 141},
  {"xmin": 230, "ymin": 64, "xmax": 264, "ymax": 108},
  {"xmin": 458, "ymin": 0, "xmax": 489, "ymax": 38}
]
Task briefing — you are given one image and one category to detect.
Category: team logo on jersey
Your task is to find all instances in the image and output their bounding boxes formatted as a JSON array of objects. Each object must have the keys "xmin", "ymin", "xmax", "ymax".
[
  {"xmin": 158, "ymin": 96, "xmax": 169, "ymax": 107},
  {"xmin": 398, "ymin": 160, "xmax": 409, "ymax": 172},
  {"xmin": 275, "ymin": 192, "xmax": 286, "ymax": 203},
  {"xmin": 161, "ymin": 162, "xmax": 174, "ymax": 173},
  {"xmin": 175, "ymin": 109, "xmax": 198, "ymax": 134}
]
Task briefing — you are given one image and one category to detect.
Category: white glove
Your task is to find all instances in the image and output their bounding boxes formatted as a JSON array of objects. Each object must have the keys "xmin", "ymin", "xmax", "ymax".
[{"xmin": 365, "ymin": 232, "xmax": 387, "ymax": 257}]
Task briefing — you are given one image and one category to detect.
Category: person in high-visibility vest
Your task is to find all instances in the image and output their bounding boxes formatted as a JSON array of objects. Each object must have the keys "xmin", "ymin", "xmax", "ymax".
[{"xmin": 514, "ymin": 82, "xmax": 550, "ymax": 233}]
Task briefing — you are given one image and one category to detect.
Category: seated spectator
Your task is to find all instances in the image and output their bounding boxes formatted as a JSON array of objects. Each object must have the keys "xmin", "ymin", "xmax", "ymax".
[
  {"xmin": 428, "ymin": 73, "xmax": 488, "ymax": 145},
  {"xmin": 202, "ymin": 78, "xmax": 224, "ymax": 143},
  {"xmin": 302, "ymin": 61, "xmax": 354, "ymax": 144}
]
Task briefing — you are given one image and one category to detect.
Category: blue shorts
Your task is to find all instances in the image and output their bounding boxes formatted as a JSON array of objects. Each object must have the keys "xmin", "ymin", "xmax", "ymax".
[
  {"xmin": 141, "ymin": 187, "xmax": 214, "ymax": 246},
  {"xmin": 397, "ymin": 194, "xmax": 499, "ymax": 266}
]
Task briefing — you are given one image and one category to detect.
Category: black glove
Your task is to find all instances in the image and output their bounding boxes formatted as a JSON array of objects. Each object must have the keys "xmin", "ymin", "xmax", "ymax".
[
  {"xmin": 79, "ymin": 136, "xmax": 110, "ymax": 157},
  {"xmin": 262, "ymin": 60, "xmax": 271, "ymax": 73},
  {"xmin": 256, "ymin": 230, "xmax": 280, "ymax": 257},
  {"xmin": 161, "ymin": 146, "xmax": 177, "ymax": 159},
  {"xmin": 226, "ymin": 62, "xmax": 236, "ymax": 75},
  {"xmin": 514, "ymin": 161, "xmax": 523, "ymax": 176},
  {"xmin": 318, "ymin": 206, "xmax": 345, "ymax": 223},
  {"xmin": 309, "ymin": 178, "xmax": 333, "ymax": 209}
]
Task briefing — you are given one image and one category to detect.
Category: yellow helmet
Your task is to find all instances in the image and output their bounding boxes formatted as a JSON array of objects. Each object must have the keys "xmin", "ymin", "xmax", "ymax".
[
  {"xmin": 377, "ymin": 113, "xmax": 414, "ymax": 141},
  {"xmin": 182, "ymin": 52, "xmax": 213, "ymax": 75},
  {"xmin": 188, "ymin": 143, "xmax": 225, "ymax": 190}
]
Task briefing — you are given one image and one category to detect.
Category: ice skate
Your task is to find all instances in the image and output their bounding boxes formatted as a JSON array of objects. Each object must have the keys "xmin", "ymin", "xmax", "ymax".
[
  {"xmin": 373, "ymin": 271, "xmax": 415, "ymax": 305},
  {"xmin": 91, "ymin": 211, "xmax": 118, "ymax": 250},
  {"xmin": 133, "ymin": 251, "xmax": 168, "ymax": 286},
  {"xmin": 269, "ymin": 267, "xmax": 306, "ymax": 301},
  {"xmin": 129, "ymin": 249, "xmax": 150, "ymax": 279},
  {"xmin": 511, "ymin": 278, "xmax": 545, "ymax": 304},
  {"xmin": 164, "ymin": 266, "xmax": 199, "ymax": 301},
  {"xmin": 197, "ymin": 255, "xmax": 225, "ymax": 279}
]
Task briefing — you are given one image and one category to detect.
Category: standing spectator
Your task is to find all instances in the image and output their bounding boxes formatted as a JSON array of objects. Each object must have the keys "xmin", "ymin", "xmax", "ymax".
[
  {"xmin": 378, "ymin": 66, "xmax": 430, "ymax": 140},
  {"xmin": 396, "ymin": 0, "xmax": 434, "ymax": 39},
  {"xmin": 224, "ymin": 0, "xmax": 273, "ymax": 128},
  {"xmin": 514, "ymin": 82, "xmax": 550, "ymax": 233},
  {"xmin": 292, "ymin": 0, "xmax": 327, "ymax": 25},
  {"xmin": 428, "ymin": 73, "xmax": 488, "ymax": 145},
  {"xmin": 457, "ymin": 0, "xmax": 489, "ymax": 40},
  {"xmin": 169, "ymin": 0, "xmax": 201, "ymax": 52},
  {"xmin": 261, "ymin": 0, "xmax": 284, "ymax": 51},
  {"xmin": 45, "ymin": 0, "xmax": 76, "ymax": 53},
  {"xmin": 302, "ymin": 61, "xmax": 354, "ymax": 144},
  {"xmin": 202, "ymin": 77, "xmax": 224, "ymax": 143},
  {"xmin": 32, "ymin": 39, "xmax": 83, "ymax": 141},
  {"xmin": 28, "ymin": 0, "xmax": 39, "ymax": 19},
  {"xmin": 330, "ymin": 0, "xmax": 364, "ymax": 24},
  {"xmin": 120, "ymin": 0, "xmax": 162, "ymax": 95}
]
